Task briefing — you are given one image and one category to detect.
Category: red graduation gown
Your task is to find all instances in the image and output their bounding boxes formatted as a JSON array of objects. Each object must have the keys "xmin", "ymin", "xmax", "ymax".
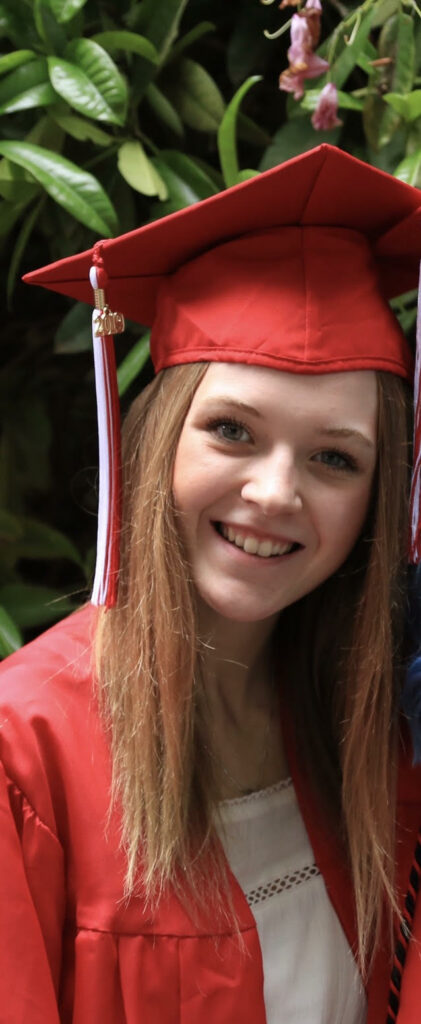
[{"xmin": 0, "ymin": 607, "xmax": 420, "ymax": 1023}]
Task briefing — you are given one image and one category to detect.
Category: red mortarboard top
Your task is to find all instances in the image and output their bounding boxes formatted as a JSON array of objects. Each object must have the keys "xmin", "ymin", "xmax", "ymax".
[
  {"xmin": 23, "ymin": 144, "xmax": 421, "ymax": 605},
  {"xmin": 24, "ymin": 143, "xmax": 421, "ymax": 381}
]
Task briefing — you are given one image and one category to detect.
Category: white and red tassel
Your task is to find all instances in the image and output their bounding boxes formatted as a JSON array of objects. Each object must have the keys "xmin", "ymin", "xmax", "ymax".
[
  {"xmin": 89, "ymin": 247, "xmax": 124, "ymax": 607},
  {"xmin": 409, "ymin": 265, "xmax": 421, "ymax": 564}
]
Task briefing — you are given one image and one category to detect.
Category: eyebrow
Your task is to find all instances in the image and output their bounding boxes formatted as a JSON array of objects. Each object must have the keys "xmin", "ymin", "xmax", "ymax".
[
  {"xmin": 203, "ymin": 398, "xmax": 375, "ymax": 451},
  {"xmin": 317, "ymin": 427, "xmax": 375, "ymax": 451}
]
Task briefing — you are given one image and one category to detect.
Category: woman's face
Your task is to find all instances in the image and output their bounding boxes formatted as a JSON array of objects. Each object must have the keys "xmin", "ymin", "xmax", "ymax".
[{"xmin": 172, "ymin": 363, "xmax": 378, "ymax": 624}]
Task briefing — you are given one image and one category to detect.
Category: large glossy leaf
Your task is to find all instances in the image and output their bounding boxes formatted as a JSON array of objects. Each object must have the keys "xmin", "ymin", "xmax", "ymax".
[
  {"xmin": 0, "ymin": 583, "xmax": 79, "ymax": 628},
  {"xmin": 48, "ymin": 39, "xmax": 128, "ymax": 125},
  {"xmin": 0, "ymin": 50, "xmax": 36, "ymax": 77},
  {"xmin": 0, "ymin": 605, "xmax": 22, "ymax": 658},
  {"xmin": 0, "ymin": 141, "xmax": 118, "ymax": 236},
  {"xmin": 0, "ymin": 60, "xmax": 57, "ymax": 115},
  {"xmin": 51, "ymin": 107, "xmax": 112, "ymax": 145},
  {"xmin": 145, "ymin": 82, "xmax": 184, "ymax": 137},
  {"xmin": 150, "ymin": 156, "xmax": 209, "ymax": 217},
  {"xmin": 118, "ymin": 141, "xmax": 168, "ymax": 198},
  {"xmin": 218, "ymin": 75, "xmax": 261, "ymax": 188},
  {"xmin": 394, "ymin": 150, "xmax": 421, "ymax": 188},
  {"xmin": 169, "ymin": 58, "xmax": 225, "ymax": 133},
  {"xmin": 158, "ymin": 150, "xmax": 218, "ymax": 198},
  {"xmin": 91, "ymin": 30, "xmax": 158, "ymax": 64},
  {"xmin": 48, "ymin": 0, "xmax": 89, "ymax": 23},
  {"xmin": 384, "ymin": 91, "xmax": 421, "ymax": 123},
  {"xmin": 117, "ymin": 333, "xmax": 151, "ymax": 396}
]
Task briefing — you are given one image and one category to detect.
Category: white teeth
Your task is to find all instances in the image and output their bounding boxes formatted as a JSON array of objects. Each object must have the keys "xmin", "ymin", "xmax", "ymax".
[
  {"xmin": 257, "ymin": 540, "xmax": 273, "ymax": 558},
  {"xmin": 219, "ymin": 524, "xmax": 295, "ymax": 558},
  {"xmin": 243, "ymin": 536, "xmax": 259, "ymax": 554}
]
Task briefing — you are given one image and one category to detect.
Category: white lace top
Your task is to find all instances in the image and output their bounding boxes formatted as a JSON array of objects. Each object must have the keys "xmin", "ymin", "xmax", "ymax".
[{"xmin": 218, "ymin": 778, "xmax": 367, "ymax": 1024}]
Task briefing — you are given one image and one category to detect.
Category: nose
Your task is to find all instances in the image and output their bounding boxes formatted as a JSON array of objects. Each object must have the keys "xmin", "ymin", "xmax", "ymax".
[{"xmin": 240, "ymin": 451, "xmax": 302, "ymax": 517}]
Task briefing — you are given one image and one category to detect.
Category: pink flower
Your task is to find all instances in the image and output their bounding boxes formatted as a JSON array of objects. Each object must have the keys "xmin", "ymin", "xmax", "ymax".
[
  {"xmin": 279, "ymin": 6, "xmax": 329, "ymax": 100},
  {"xmin": 311, "ymin": 82, "xmax": 343, "ymax": 130}
]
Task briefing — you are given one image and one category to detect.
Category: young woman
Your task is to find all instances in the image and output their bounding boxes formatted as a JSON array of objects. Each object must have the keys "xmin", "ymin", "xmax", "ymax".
[{"xmin": 1, "ymin": 144, "xmax": 421, "ymax": 1024}]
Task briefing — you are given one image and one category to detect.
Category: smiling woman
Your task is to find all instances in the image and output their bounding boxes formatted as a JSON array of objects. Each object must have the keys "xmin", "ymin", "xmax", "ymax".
[{"xmin": 1, "ymin": 146, "xmax": 421, "ymax": 1024}]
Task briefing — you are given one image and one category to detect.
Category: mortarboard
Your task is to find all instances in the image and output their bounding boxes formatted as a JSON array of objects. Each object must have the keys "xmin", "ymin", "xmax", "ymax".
[{"xmin": 23, "ymin": 143, "xmax": 421, "ymax": 607}]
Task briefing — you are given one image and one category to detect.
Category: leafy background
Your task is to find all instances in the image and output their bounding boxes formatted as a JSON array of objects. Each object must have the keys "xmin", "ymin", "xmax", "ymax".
[{"xmin": 1, "ymin": 0, "xmax": 420, "ymax": 655}]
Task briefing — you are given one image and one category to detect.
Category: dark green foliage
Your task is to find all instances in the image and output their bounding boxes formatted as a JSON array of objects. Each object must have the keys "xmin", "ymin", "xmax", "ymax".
[{"xmin": 1, "ymin": 0, "xmax": 420, "ymax": 653}]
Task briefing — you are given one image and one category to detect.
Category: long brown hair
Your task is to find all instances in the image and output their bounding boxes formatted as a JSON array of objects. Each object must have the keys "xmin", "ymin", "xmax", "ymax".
[{"xmin": 95, "ymin": 364, "xmax": 412, "ymax": 968}]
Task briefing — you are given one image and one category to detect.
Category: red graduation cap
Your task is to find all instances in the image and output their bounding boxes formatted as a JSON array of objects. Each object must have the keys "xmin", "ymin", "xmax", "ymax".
[{"xmin": 24, "ymin": 143, "xmax": 421, "ymax": 606}]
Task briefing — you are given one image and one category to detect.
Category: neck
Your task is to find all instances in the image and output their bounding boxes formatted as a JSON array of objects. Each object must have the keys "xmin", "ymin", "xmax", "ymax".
[{"xmin": 198, "ymin": 603, "xmax": 278, "ymax": 720}]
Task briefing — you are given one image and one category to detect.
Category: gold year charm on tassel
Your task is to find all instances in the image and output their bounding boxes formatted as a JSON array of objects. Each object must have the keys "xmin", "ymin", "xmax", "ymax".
[{"xmin": 94, "ymin": 304, "xmax": 125, "ymax": 337}]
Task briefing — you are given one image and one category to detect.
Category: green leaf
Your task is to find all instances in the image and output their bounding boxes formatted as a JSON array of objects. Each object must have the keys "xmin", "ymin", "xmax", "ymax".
[
  {"xmin": 260, "ymin": 119, "xmax": 341, "ymax": 172},
  {"xmin": 363, "ymin": 13, "xmax": 416, "ymax": 150},
  {"xmin": 51, "ymin": 107, "xmax": 112, "ymax": 145},
  {"xmin": 7, "ymin": 197, "xmax": 44, "ymax": 305},
  {"xmin": 0, "ymin": 158, "xmax": 41, "ymax": 202},
  {"xmin": 48, "ymin": 0, "xmax": 88, "ymax": 23},
  {"xmin": 0, "ymin": 50, "xmax": 36, "ymax": 76},
  {"xmin": 15, "ymin": 517, "xmax": 85, "ymax": 567},
  {"xmin": 118, "ymin": 140, "xmax": 168, "ymax": 198},
  {"xmin": 236, "ymin": 168, "xmax": 259, "ymax": 182},
  {"xmin": 169, "ymin": 57, "xmax": 225, "ymax": 133},
  {"xmin": 0, "ymin": 583, "xmax": 78, "ymax": 628},
  {"xmin": 0, "ymin": 605, "xmax": 23, "ymax": 657},
  {"xmin": 371, "ymin": 0, "xmax": 399, "ymax": 28},
  {"xmin": 0, "ymin": 140, "xmax": 118, "ymax": 236},
  {"xmin": 136, "ymin": 0, "xmax": 189, "ymax": 60},
  {"xmin": 218, "ymin": 75, "xmax": 261, "ymax": 188},
  {"xmin": 394, "ymin": 149, "xmax": 421, "ymax": 187},
  {"xmin": 145, "ymin": 82, "xmax": 184, "ymax": 137},
  {"xmin": 54, "ymin": 300, "xmax": 92, "ymax": 352},
  {"xmin": 48, "ymin": 38, "xmax": 128, "ymax": 125},
  {"xmin": 301, "ymin": 88, "xmax": 363, "ymax": 112},
  {"xmin": 91, "ymin": 30, "xmax": 158, "ymax": 64},
  {"xmin": 0, "ymin": 0, "xmax": 39, "ymax": 48},
  {"xmin": 149, "ymin": 156, "xmax": 205, "ymax": 216},
  {"xmin": 34, "ymin": 0, "xmax": 67, "ymax": 53},
  {"xmin": 158, "ymin": 149, "xmax": 218, "ymax": 198},
  {"xmin": 117, "ymin": 333, "xmax": 151, "ymax": 396},
  {"xmin": 384, "ymin": 90, "xmax": 421, "ymax": 123},
  {"xmin": 167, "ymin": 20, "xmax": 215, "ymax": 63},
  {"xmin": 327, "ymin": 10, "xmax": 375, "ymax": 89},
  {"xmin": 0, "ymin": 59, "xmax": 57, "ymax": 115}
]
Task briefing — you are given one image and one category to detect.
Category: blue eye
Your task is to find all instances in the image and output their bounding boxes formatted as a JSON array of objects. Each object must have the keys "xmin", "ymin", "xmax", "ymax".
[
  {"xmin": 206, "ymin": 418, "xmax": 251, "ymax": 443},
  {"xmin": 314, "ymin": 449, "xmax": 357, "ymax": 472}
]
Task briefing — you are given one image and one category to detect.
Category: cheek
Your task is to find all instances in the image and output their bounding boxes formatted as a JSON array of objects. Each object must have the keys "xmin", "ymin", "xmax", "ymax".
[{"xmin": 321, "ymin": 481, "xmax": 373, "ymax": 558}]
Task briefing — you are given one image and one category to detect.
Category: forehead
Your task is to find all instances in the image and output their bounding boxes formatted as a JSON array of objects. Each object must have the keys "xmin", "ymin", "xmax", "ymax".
[{"xmin": 191, "ymin": 362, "xmax": 378, "ymax": 428}]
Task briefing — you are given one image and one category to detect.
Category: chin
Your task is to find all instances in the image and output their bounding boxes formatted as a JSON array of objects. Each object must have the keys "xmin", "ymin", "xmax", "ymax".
[{"xmin": 197, "ymin": 589, "xmax": 287, "ymax": 624}]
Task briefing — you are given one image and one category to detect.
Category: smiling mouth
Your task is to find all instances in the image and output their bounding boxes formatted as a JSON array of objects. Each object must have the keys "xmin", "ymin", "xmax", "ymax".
[{"xmin": 214, "ymin": 522, "xmax": 301, "ymax": 559}]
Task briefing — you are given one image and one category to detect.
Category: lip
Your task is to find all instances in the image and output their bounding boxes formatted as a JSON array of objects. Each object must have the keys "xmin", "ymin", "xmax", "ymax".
[{"xmin": 214, "ymin": 520, "xmax": 300, "ymax": 546}]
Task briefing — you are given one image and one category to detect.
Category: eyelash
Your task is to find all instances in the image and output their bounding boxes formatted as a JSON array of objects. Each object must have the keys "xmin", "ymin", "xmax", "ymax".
[
  {"xmin": 205, "ymin": 416, "xmax": 252, "ymax": 443},
  {"xmin": 205, "ymin": 417, "xmax": 359, "ymax": 473}
]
